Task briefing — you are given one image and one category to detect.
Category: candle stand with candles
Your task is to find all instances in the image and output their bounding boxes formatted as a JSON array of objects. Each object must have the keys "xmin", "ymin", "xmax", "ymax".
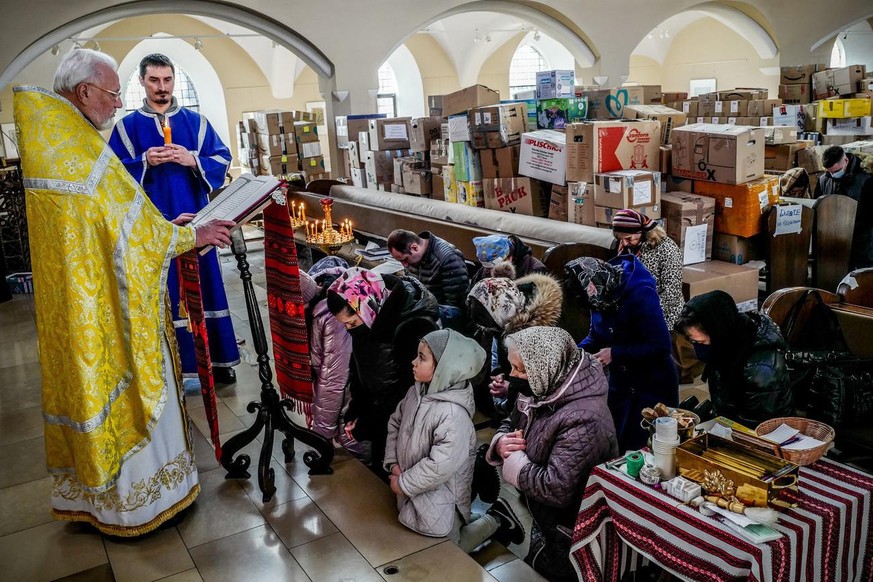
[{"xmin": 302, "ymin": 198, "xmax": 354, "ymax": 255}]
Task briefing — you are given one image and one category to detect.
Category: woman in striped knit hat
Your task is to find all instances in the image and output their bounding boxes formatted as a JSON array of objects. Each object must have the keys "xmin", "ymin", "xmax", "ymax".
[{"xmin": 611, "ymin": 209, "xmax": 701, "ymax": 383}]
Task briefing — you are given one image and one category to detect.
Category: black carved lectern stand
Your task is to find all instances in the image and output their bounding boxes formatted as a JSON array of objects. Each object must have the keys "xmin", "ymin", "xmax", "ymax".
[{"xmin": 220, "ymin": 228, "xmax": 333, "ymax": 502}]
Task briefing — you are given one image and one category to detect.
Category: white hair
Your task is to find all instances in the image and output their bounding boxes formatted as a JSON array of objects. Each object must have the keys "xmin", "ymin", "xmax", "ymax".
[{"xmin": 52, "ymin": 49, "xmax": 118, "ymax": 94}]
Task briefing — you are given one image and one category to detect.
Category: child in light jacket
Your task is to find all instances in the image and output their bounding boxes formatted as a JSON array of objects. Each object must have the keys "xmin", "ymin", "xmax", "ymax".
[{"xmin": 384, "ymin": 329, "xmax": 524, "ymax": 552}]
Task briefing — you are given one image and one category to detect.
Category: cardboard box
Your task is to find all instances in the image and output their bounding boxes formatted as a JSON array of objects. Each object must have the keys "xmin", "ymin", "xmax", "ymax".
[
  {"xmin": 301, "ymin": 155, "xmax": 325, "ymax": 176},
  {"xmin": 575, "ymin": 88, "xmax": 612, "ymax": 119},
  {"xmin": 480, "ymin": 146, "xmax": 520, "ymax": 179},
  {"xmin": 821, "ymin": 134, "xmax": 862, "ymax": 146},
  {"xmin": 747, "ymin": 99, "xmax": 782, "ymax": 117},
  {"xmin": 593, "ymin": 170, "xmax": 661, "ymax": 209},
  {"xmin": 812, "ymin": 65, "xmax": 867, "ymax": 99},
  {"xmin": 518, "ymin": 129, "xmax": 567, "ymax": 185},
  {"xmin": 346, "ymin": 114, "xmax": 386, "ymax": 146},
  {"xmin": 430, "ymin": 138, "xmax": 450, "ymax": 165},
  {"xmin": 260, "ymin": 153, "xmax": 300, "ymax": 176},
  {"xmin": 290, "ymin": 122, "xmax": 316, "ymax": 144},
  {"xmin": 712, "ymin": 233, "xmax": 760, "ymax": 265},
  {"xmin": 660, "ymin": 145, "xmax": 672, "ymax": 174},
  {"xmin": 409, "ymin": 117, "xmax": 444, "ymax": 152},
  {"xmin": 618, "ymin": 85, "xmax": 663, "ymax": 106},
  {"xmin": 726, "ymin": 100, "xmax": 750, "ymax": 117},
  {"xmin": 664, "ymin": 175, "xmax": 695, "ymax": 193},
  {"xmin": 624, "ymin": 104, "xmax": 688, "ymax": 145},
  {"xmin": 796, "ymin": 146, "xmax": 825, "ymax": 173},
  {"xmin": 764, "ymin": 143, "xmax": 805, "ymax": 171},
  {"xmin": 772, "ymin": 104, "xmax": 806, "ymax": 132},
  {"xmin": 671, "ymin": 124, "xmax": 765, "ymax": 185},
  {"xmin": 256, "ymin": 132, "xmax": 297, "ymax": 157},
  {"xmin": 818, "ymin": 98, "xmax": 872, "ymax": 119},
  {"xmin": 826, "ymin": 117, "xmax": 873, "ymax": 136},
  {"xmin": 358, "ymin": 131, "xmax": 370, "ymax": 152},
  {"xmin": 594, "ymin": 203, "xmax": 660, "ymax": 227},
  {"xmin": 244, "ymin": 110, "xmax": 296, "ymax": 134},
  {"xmin": 501, "ymin": 98, "xmax": 538, "ymax": 131},
  {"xmin": 442, "ymin": 84, "xmax": 500, "ymax": 116},
  {"xmin": 457, "ymin": 180, "xmax": 485, "ymax": 208},
  {"xmin": 365, "ymin": 150, "xmax": 409, "ymax": 185},
  {"xmin": 548, "ymin": 183, "xmax": 568, "ymax": 221},
  {"xmin": 443, "ymin": 165, "xmax": 458, "ymax": 203},
  {"xmin": 565, "ymin": 120, "xmax": 661, "ymax": 183},
  {"xmin": 693, "ymin": 175, "xmax": 779, "ymax": 237},
  {"xmin": 402, "ymin": 169, "xmax": 432, "ymax": 195},
  {"xmin": 394, "ymin": 156, "xmax": 424, "ymax": 186},
  {"xmin": 448, "ymin": 114, "xmax": 471, "ymax": 142},
  {"xmin": 349, "ymin": 140, "xmax": 364, "ymax": 169},
  {"xmin": 469, "ymin": 102, "xmax": 528, "ymax": 148},
  {"xmin": 780, "ymin": 64, "xmax": 826, "ymax": 85},
  {"xmin": 482, "ymin": 177, "xmax": 547, "ymax": 217},
  {"xmin": 452, "ymin": 141, "xmax": 482, "ymax": 182},
  {"xmin": 663, "ymin": 92, "xmax": 689, "ymax": 103},
  {"xmin": 661, "ymin": 192, "xmax": 715, "ymax": 264},
  {"xmin": 763, "ymin": 126, "xmax": 798, "ymax": 145},
  {"xmin": 717, "ymin": 89, "xmax": 767, "ymax": 101},
  {"xmin": 428, "ymin": 95, "xmax": 444, "ymax": 117},
  {"xmin": 568, "ymin": 181, "xmax": 595, "ymax": 226},
  {"xmin": 536, "ymin": 70, "xmax": 575, "ymax": 99},
  {"xmin": 350, "ymin": 167, "xmax": 367, "ymax": 189},
  {"xmin": 535, "ymin": 97, "xmax": 588, "ymax": 129},
  {"xmin": 431, "ymin": 172, "xmax": 445, "ymax": 201},
  {"xmin": 682, "ymin": 260, "xmax": 760, "ymax": 306},
  {"xmin": 778, "ymin": 84, "xmax": 811, "ymax": 104},
  {"xmin": 368, "ymin": 117, "xmax": 411, "ymax": 150},
  {"xmin": 298, "ymin": 141, "xmax": 322, "ymax": 159},
  {"xmin": 681, "ymin": 101, "xmax": 699, "ymax": 118}
]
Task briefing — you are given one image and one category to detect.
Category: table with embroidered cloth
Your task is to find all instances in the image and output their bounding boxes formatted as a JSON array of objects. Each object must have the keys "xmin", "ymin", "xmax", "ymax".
[{"xmin": 569, "ymin": 457, "xmax": 873, "ymax": 582}]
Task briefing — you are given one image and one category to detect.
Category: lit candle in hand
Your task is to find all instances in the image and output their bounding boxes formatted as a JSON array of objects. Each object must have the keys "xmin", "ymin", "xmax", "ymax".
[{"xmin": 163, "ymin": 118, "xmax": 172, "ymax": 145}]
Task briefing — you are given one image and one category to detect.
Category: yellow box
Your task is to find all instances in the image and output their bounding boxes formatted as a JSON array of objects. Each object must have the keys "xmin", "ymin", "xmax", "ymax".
[{"xmin": 818, "ymin": 98, "xmax": 872, "ymax": 119}]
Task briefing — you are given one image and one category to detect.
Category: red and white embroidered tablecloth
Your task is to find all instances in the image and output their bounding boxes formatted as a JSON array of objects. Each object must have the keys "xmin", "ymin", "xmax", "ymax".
[{"xmin": 570, "ymin": 457, "xmax": 872, "ymax": 582}]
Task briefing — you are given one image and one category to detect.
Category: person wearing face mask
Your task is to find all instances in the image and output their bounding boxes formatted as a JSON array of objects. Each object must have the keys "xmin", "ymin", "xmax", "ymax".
[
  {"xmin": 565, "ymin": 256, "xmax": 679, "ymax": 451},
  {"xmin": 487, "ymin": 326, "xmax": 618, "ymax": 581},
  {"xmin": 383, "ymin": 329, "xmax": 525, "ymax": 552},
  {"xmin": 814, "ymin": 146, "xmax": 873, "ymax": 268},
  {"xmin": 470, "ymin": 234, "xmax": 548, "ymax": 284},
  {"xmin": 675, "ymin": 290, "xmax": 793, "ymax": 427},
  {"xmin": 326, "ymin": 267, "xmax": 440, "ymax": 478}
]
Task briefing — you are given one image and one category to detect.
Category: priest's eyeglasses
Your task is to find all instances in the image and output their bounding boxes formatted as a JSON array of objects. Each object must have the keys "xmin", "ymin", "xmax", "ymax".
[{"xmin": 87, "ymin": 84, "xmax": 123, "ymax": 101}]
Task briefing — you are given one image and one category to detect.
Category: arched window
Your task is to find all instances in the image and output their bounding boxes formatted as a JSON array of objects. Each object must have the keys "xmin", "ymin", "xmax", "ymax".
[
  {"xmin": 509, "ymin": 44, "xmax": 548, "ymax": 99},
  {"xmin": 124, "ymin": 65, "xmax": 200, "ymax": 113},
  {"xmin": 377, "ymin": 63, "xmax": 398, "ymax": 118},
  {"xmin": 830, "ymin": 37, "xmax": 846, "ymax": 68}
]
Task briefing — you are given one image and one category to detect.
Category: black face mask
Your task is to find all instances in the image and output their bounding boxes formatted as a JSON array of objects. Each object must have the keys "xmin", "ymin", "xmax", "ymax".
[
  {"xmin": 693, "ymin": 343, "xmax": 712, "ymax": 362},
  {"xmin": 506, "ymin": 375, "xmax": 533, "ymax": 398}
]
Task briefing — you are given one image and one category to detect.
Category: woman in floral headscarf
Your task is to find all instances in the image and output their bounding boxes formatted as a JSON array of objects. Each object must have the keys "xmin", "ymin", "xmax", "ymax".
[
  {"xmin": 487, "ymin": 326, "xmax": 618, "ymax": 581},
  {"xmin": 327, "ymin": 267, "xmax": 440, "ymax": 477},
  {"xmin": 565, "ymin": 256, "xmax": 678, "ymax": 451}
]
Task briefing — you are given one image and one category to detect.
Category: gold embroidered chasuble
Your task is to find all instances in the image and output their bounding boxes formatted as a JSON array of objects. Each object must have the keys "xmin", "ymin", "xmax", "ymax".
[{"xmin": 14, "ymin": 86, "xmax": 196, "ymax": 493}]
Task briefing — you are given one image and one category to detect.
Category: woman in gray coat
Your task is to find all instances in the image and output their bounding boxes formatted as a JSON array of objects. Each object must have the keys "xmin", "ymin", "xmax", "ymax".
[
  {"xmin": 384, "ymin": 329, "xmax": 524, "ymax": 552},
  {"xmin": 488, "ymin": 326, "xmax": 619, "ymax": 581}
]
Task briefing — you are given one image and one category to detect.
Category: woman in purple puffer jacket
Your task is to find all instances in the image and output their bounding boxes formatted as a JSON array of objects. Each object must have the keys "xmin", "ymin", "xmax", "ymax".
[{"xmin": 487, "ymin": 326, "xmax": 618, "ymax": 581}]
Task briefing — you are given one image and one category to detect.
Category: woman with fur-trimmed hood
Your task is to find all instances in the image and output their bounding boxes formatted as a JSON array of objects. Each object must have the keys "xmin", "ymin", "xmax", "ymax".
[{"xmin": 466, "ymin": 273, "xmax": 563, "ymax": 417}]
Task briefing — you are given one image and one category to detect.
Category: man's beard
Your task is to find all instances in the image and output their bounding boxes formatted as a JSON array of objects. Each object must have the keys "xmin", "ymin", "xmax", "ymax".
[{"xmin": 153, "ymin": 93, "xmax": 170, "ymax": 104}]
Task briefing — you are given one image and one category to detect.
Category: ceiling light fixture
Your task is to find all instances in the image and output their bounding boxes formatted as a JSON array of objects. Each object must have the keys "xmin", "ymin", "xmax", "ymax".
[
  {"xmin": 50, "ymin": 45, "xmax": 60, "ymax": 56},
  {"xmin": 485, "ymin": 33, "xmax": 492, "ymax": 43},
  {"xmin": 72, "ymin": 41, "xmax": 83, "ymax": 50},
  {"xmin": 533, "ymin": 30, "xmax": 541, "ymax": 42},
  {"xmin": 194, "ymin": 38, "xmax": 204, "ymax": 50},
  {"xmin": 473, "ymin": 29, "xmax": 482, "ymax": 43}
]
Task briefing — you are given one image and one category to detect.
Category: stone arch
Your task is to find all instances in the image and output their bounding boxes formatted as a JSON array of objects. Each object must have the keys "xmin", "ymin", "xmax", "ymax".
[
  {"xmin": 0, "ymin": 0, "xmax": 333, "ymax": 90},
  {"xmin": 809, "ymin": 11, "xmax": 873, "ymax": 52}
]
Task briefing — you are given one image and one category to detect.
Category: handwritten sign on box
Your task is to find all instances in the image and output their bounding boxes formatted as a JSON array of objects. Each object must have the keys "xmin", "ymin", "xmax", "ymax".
[{"xmin": 774, "ymin": 204, "xmax": 802, "ymax": 236}]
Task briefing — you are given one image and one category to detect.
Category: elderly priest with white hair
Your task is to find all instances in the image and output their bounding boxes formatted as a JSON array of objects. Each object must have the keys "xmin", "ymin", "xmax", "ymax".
[{"xmin": 13, "ymin": 48, "xmax": 234, "ymax": 536}]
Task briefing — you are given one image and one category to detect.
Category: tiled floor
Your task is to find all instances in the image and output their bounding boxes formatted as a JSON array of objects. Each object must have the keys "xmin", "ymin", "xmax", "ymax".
[{"xmin": 0, "ymin": 240, "xmax": 550, "ymax": 582}]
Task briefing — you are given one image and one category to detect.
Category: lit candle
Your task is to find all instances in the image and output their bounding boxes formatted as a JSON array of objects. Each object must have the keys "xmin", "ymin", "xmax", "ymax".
[
  {"xmin": 301, "ymin": 204, "xmax": 306, "ymax": 222},
  {"xmin": 163, "ymin": 117, "xmax": 172, "ymax": 145}
]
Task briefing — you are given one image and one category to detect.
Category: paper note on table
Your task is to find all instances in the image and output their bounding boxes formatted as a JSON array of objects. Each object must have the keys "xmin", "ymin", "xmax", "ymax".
[
  {"xmin": 782, "ymin": 434, "xmax": 826, "ymax": 450},
  {"xmin": 758, "ymin": 423, "xmax": 799, "ymax": 445}
]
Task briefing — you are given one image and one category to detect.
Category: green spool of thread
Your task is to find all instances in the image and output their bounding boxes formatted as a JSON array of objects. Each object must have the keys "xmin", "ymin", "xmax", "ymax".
[{"xmin": 626, "ymin": 451, "xmax": 644, "ymax": 478}]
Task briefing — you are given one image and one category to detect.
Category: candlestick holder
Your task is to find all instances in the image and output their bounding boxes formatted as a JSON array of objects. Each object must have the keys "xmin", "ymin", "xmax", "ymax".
[
  {"xmin": 304, "ymin": 198, "xmax": 354, "ymax": 255},
  {"xmin": 288, "ymin": 200, "xmax": 308, "ymax": 229}
]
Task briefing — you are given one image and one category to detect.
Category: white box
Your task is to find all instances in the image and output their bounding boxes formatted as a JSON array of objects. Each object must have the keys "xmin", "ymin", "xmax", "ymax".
[
  {"xmin": 772, "ymin": 104, "xmax": 805, "ymax": 132},
  {"xmin": 448, "ymin": 114, "xmax": 471, "ymax": 142},
  {"xmin": 826, "ymin": 117, "xmax": 873, "ymax": 136},
  {"xmin": 518, "ymin": 129, "xmax": 567, "ymax": 185},
  {"xmin": 351, "ymin": 167, "xmax": 367, "ymax": 189},
  {"xmin": 536, "ymin": 70, "xmax": 575, "ymax": 100}
]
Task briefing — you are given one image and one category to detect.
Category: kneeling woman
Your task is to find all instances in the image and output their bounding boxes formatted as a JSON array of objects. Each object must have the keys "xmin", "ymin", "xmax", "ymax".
[{"xmin": 488, "ymin": 326, "xmax": 618, "ymax": 581}]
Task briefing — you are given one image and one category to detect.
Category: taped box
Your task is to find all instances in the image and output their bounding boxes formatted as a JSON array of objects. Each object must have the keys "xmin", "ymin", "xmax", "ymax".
[
  {"xmin": 482, "ymin": 177, "xmax": 547, "ymax": 217},
  {"xmin": 693, "ymin": 175, "xmax": 779, "ymax": 237},
  {"xmin": 518, "ymin": 129, "xmax": 567, "ymax": 185},
  {"xmin": 469, "ymin": 102, "xmax": 528, "ymax": 149},
  {"xmin": 624, "ymin": 104, "xmax": 688, "ymax": 145},
  {"xmin": 660, "ymin": 192, "xmax": 716, "ymax": 264},
  {"xmin": 593, "ymin": 170, "xmax": 661, "ymax": 209},
  {"xmin": 671, "ymin": 124, "xmax": 764, "ymax": 185},
  {"xmin": 568, "ymin": 182, "xmax": 595, "ymax": 226},
  {"xmin": 566, "ymin": 120, "xmax": 661, "ymax": 183}
]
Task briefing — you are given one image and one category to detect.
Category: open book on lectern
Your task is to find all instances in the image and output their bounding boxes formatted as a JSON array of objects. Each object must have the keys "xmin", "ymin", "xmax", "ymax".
[{"xmin": 189, "ymin": 173, "xmax": 283, "ymax": 254}]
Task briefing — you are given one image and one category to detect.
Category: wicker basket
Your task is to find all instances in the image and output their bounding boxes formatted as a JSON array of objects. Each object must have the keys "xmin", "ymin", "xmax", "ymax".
[{"xmin": 755, "ymin": 417, "xmax": 835, "ymax": 466}]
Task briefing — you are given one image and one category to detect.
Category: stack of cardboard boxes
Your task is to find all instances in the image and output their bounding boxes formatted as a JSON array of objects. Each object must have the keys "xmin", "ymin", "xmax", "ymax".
[{"xmin": 237, "ymin": 109, "xmax": 328, "ymax": 180}]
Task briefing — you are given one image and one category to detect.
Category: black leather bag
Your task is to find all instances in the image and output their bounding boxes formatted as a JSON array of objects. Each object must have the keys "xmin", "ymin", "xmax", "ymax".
[{"xmin": 786, "ymin": 351, "xmax": 873, "ymax": 427}]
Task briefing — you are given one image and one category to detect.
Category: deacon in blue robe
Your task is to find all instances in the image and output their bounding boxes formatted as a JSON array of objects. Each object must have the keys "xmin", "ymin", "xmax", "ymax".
[{"xmin": 110, "ymin": 96, "xmax": 240, "ymax": 382}]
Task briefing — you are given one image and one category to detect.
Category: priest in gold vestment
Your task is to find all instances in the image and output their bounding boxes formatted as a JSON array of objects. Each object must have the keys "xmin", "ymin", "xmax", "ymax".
[{"xmin": 14, "ymin": 49, "xmax": 233, "ymax": 536}]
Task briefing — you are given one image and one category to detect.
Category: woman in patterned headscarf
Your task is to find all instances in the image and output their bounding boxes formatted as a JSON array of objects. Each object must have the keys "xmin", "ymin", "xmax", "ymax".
[
  {"xmin": 327, "ymin": 267, "xmax": 440, "ymax": 477},
  {"xmin": 565, "ymin": 256, "xmax": 678, "ymax": 452},
  {"xmin": 486, "ymin": 326, "xmax": 618, "ymax": 581}
]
